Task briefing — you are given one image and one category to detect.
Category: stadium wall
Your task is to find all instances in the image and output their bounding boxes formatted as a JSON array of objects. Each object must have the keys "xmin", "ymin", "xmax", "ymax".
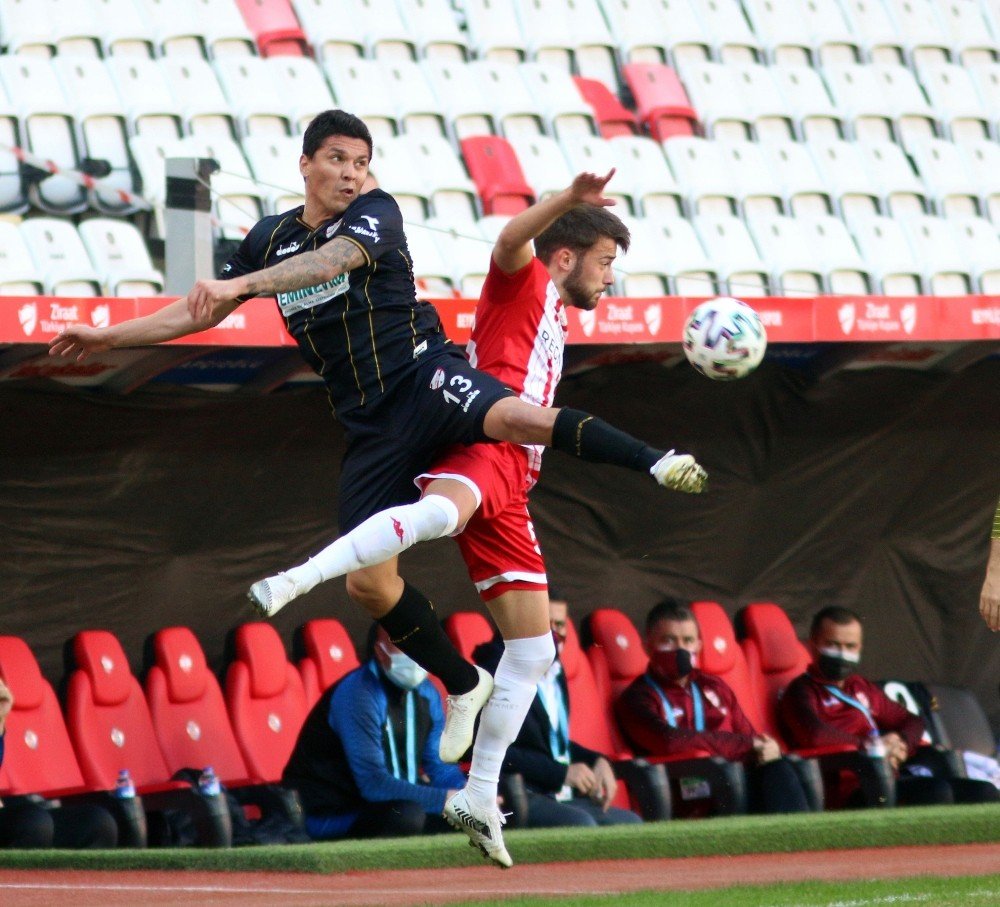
[{"xmin": 2, "ymin": 357, "xmax": 998, "ymax": 730}]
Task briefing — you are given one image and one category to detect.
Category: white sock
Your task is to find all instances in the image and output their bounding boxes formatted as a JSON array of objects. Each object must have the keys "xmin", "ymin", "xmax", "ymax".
[
  {"xmin": 465, "ymin": 632, "xmax": 556, "ymax": 810},
  {"xmin": 284, "ymin": 494, "xmax": 460, "ymax": 594}
]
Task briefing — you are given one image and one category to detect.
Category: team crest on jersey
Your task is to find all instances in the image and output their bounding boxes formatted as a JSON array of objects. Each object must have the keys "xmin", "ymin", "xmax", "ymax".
[
  {"xmin": 430, "ymin": 367, "xmax": 445, "ymax": 390},
  {"xmin": 325, "ymin": 219, "xmax": 343, "ymax": 238}
]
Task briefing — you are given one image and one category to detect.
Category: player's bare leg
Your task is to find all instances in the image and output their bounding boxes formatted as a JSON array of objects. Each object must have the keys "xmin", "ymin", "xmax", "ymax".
[{"xmin": 445, "ymin": 588, "xmax": 553, "ymax": 868}]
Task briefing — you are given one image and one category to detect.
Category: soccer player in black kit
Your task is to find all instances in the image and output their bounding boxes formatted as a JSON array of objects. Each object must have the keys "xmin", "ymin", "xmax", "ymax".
[{"xmin": 51, "ymin": 110, "xmax": 706, "ymax": 863}]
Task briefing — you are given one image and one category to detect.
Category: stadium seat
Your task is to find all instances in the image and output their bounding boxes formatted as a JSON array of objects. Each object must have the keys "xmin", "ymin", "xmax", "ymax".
[
  {"xmin": 442, "ymin": 612, "xmax": 496, "ymax": 663},
  {"xmin": 854, "ymin": 139, "xmax": 929, "ymax": 217},
  {"xmin": 353, "ymin": 0, "xmax": 417, "ymax": 60},
  {"xmin": 872, "ymin": 63, "xmax": 939, "ymax": 145},
  {"xmin": 730, "ymin": 62, "xmax": 798, "ymax": 142},
  {"xmin": 507, "ymin": 134, "xmax": 575, "ymax": 202},
  {"xmin": 323, "ymin": 58, "xmax": 399, "ymax": 142},
  {"xmin": 768, "ymin": 64, "xmax": 845, "ymax": 142},
  {"xmin": 0, "ymin": 636, "xmax": 90, "ymax": 798},
  {"xmin": 461, "ymin": 0, "xmax": 528, "ymax": 64},
  {"xmin": 949, "ymin": 217, "xmax": 1000, "ymax": 293},
  {"xmin": 756, "ymin": 141, "xmax": 832, "ymax": 217},
  {"xmin": 242, "ymin": 135, "xmax": 305, "ymax": 215},
  {"xmin": 421, "ymin": 59, "xmax": 497, "ymax": 141},
  {"xmin": 820, "ymin": 63, "xmax": 897, "ymax": 143},
  {"xmin": 583, "ymin": 608, "xmax": 648, "ymax": 703},
  {"xmin": 160, "ymin": 56, "xmax": 238, "ymax": 140},
  {"xmin": 90, "ymin": 0, "xmax": 156, "ymax": 57},
  {"xmin": 425, "ymin": 216, "xmax": 492, "ymax": 298},
  {"xmin": 956, "ymin": 140, "xmax": 1000, "ymax": 223},
  {"xmin": 380, "ymin": 59, "xmax": 448, "ymax": 138},
  {"xmin": 716, "ymin": 140, "xmax": 785, "ymax": 218},
  {"xmin": 136, "ymin": 0, "xmax": 256, "ymax": 58},
  {"xmin": 77, "ymin": 218, "xmax": 165, "ymax": 297},
  {"xmin": 468, "ymin": 59, "xmax": 547, "ymax": 137},
  {"xmin": 0, "ymin": 221, "xmax": 43, "ymax": 295},
  {"xmin": 213, "ymin": 57, "xmax": 293, "ymax": 138},
  {"xmin": 19, "ymin": 218, "xmax": 102, "ymax": 296},
  {"xmin": 370, "ymin": 136, "xmax": 432, "ymax": 220},
  {"xmin": 793, "ymin": 213, "xmax": 873, "ymax": 294},
  {"xmin": 688, "ymin": 0, "xmax": 761, "ymax": 62},
  {"xmin": 744, "ymin": 215, "xmax": 825, "ymax": 296},
  {"xmin": 966, "ymin": 63, "xmax": 1000, "ymax": 138},
  {"xmin": 805, "ymin": 138, "xmax": 881, "ymax": 220},
  {"xmin": 560, "ymin": 135, "xmax": 634, "ymax": 211},
  {"xmin": 511, "ymin": 0, "xmax": 575, "ymax": 72},
  {"xmin": 519, "ymin": 62, "xmax": 598, "ymax": 138},
  {"xmin": 836, "ymin": 0, "xmax": 905, "ymax": 64},
  {"xmin": 915, "ymin": 62, "xmax": 992, "ymax": 145},
  {"xmin": 662, "ymin": 136, "xmax": 739, "ymax": 217},
  {"xmin": 799, "ymin": 0, "xmax": 861, "ymax": 65},
  {"xmin": 649, "ymin": 216, "xmax": 719, "ymax": 295},
  {"xmin": 405, "ymin": 220, "xmax": 458, "ymax": 298},
  {"xmin": 896, "ymin": 214, "xmax": 974, "ymax": 296},
  {"xmin": 0, "ymin": 55, "xmax": 88, "ymax": 215},
  {"xmin": 923, "ymin": 684, "xmax": 998, "ymax": 758},
  {"xmin": 879, "ymin": 0, "xmax": 951, "ymax": 66},
  {"xmin": 600, "ymin": 0, "xmax": 711, "ymax": 65},
  {"xmin": 264, "ymin": 57, "xmax": 336, "ymax": 134},
  {"xmin": 621, "ymin": 62, "xmax": 700, "ymax": 141},
  {"xmin": 106, "ymin": 56, "xmax": 184, "ymax": 143},
  {"xmin": 144, "ymin": 626, "xmax": 254, "ymax": 783},
  {"xmin": 234, "ymin": 0, "xmax": 310, "ymax": 57},
  {"xmin": 294, "ymin": 619, "xmax": 361, "ymax": 707},
  {"xmin": 225, "ymin": 622, "xmax": 310, "ymax": 783},
  {"xmin": 573, "ymin": 76, "xmax": 640, "ymax": 138},
  {"xmin": 0, "ymin": 0, "xmax": 98, "ymax": 56},
  {"xmin": 937, "ymin": 0, "xmax": 999, "ymax": 64},
  {"xmin": 692, "ymin": 213, "xmax": 770, "ymax": 296},
  {"xmin": 51, "ymin": 56, "xmax": 142, "ymax": 216},
  {"xmin": 384, "ymin": 133, "xmax": 479, "ymax": 222},
  {"xmin": 460, "ymin": 135, "xmax": 535, "ymax": 215},
  {"xmin": 397, "ymin": 0, "xmax": 468, "ymax": 61},
  {"xmin": 66, "ymin": 628, "xmax": 231, "ymax": 844},
  {"xmin": 0, "ymin": 78, "xmax": 26, "ymax": 214},
  {"xmin": 607, "ymin": 135, "xmax": 684, "ymax": 219},
  {"xmin": 614, "ymin": 216, "xmax": 673, "ymax": 296},
  {"xmin": 845, "ymin": 212, "xmax": 925, "ymax": 295},
  {"xmin": 906, "ymin": 137, "xmax": 982, "ymax": 219},
  {"xmin": 740, "ymin": 0, "xmax": 814, "ymax": 65},
  {"xmin": 674, "ymin": 61, "xmax": 755, "ymax": 142}
]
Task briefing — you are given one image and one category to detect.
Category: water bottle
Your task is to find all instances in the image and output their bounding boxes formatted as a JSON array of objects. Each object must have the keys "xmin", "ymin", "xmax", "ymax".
[
  {"xmin": 115, "ymin": 768, "xmax": 136, "ymax": 799},
  {"xmin": 865, "ymin": 730, "xmax": 887, "ymax": 759},
  {"xmin": 198, "ymin": 765, "xmax": 221, "ymax": 798}
]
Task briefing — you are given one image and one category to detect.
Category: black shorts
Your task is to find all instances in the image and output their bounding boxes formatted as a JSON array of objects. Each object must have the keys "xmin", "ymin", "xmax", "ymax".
[{"xmin": 337, "ymin": 346, "xmax": 514, "ymax": 532}]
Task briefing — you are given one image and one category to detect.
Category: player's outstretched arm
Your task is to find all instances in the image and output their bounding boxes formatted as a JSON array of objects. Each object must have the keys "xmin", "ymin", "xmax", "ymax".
[
  {"xmin": 187, "ymin": 237, "xmax": 367, "ymax": 323},
  {"xmin": 980, "ymin": 509, "xmax": 1000, "ymax": 631},
  {"xmin": 492, "ymin": 169, "xmax": 617, "ymax": 274},
  {"xmin": 48, "ymin": 295, "xmax": 240, "ymax": 362}
]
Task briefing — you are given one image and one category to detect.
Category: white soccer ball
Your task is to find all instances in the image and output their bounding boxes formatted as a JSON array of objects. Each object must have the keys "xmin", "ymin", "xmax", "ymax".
[{"xmin": 682, "ymin": 297, "xmax": 767, "ymax": 381}]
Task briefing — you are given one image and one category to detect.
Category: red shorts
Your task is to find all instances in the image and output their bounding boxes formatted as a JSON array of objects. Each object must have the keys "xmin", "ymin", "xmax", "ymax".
[{"xmin": 416, "ymin": 442, "xmax": 547, "ymax": 601}]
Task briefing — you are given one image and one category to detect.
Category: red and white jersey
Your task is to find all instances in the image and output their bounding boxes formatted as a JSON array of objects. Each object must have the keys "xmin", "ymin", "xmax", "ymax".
[{"xmin": 467, "ymin": 256, "xmax": 567, "ymax": 482}]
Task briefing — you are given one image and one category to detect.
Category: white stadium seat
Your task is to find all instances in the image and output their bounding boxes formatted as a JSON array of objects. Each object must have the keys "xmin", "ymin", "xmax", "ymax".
[
  {"xmin": 378, "ymin": 59, "xmax": 448, "ymax": 138},
  {"xmin": 424, "ymin": 216, "xmax": 492, "ymax": 298},
  {"xmin": 845, "ymin": 213, "xmax": 924, "ymax": 295},
  {"xmin": 405, "ymin": 219, "xmax": 456, "ymax": 298},
  {"xmin": 836, "ymin": 0, "xmax": 906, "ymax": 64},
  {"xmin": 213, "ymin": 58, "xmax": 293, "ymax": 138},
  {"xmin": 513, "ymin": 0, "xmax": 576, "ymax": 72},
  {"xmin": 0, "ymin": 75, "xmax": 23, "ymax": 212},
  {"xmin": 716, "ymin": 140, "xmax": 785, "ymax": 218},
  {"xmin": 756, "ymin": 141, "xmax": 832, "ymax": 217},
  {"xmin": 614, "ymin": 216, "xmax": 673, "ymax": 296},
  {"xmin": 518, "ymin": 62, "xmax": 598, "ymax": 138},
  {"xmin": 0, "ymin": 0, "xmax": 102, "ymax": 57},
  {"xmin": 264, "ymin": 57, "xmax": 337, "ymax": 135},
  {"xmin": 906, "ymin": 137, "xmax": 982, "ymax": 219},
  {"xmin": 896, "ymin": 213, "xmax": 974, "ymax": 296},
  {"xmin": 692, "ymin": 213, "xmax": 770, "ymax": 296},
  {"xmin": 936, "ymin": 0, "xmax": 1000, "ymax": 65},
  {"xmin": 106, "ymin": 56, "xmax": 183, "ymax": 142},
  {"xmin": 0, "ymin": 55, "xmax": 87, "ymax": 215},
  {"xmin": 560, "ymin": 135, "xmax": 635, "ymax": 212},
  {"xmin": 77, "ymin": 218, "xmax": 164, "ymax": 296},
  {"xmin": 459, "ymin": 0, "xmax": 528, "ymax": 64},
  {"xmin": 160, "ymin": 56, "xmax": 238, "ymax": 141},
  {"xmin": 793, "ymin": 213, "xmax": 872, "ymax": 294},
  {"xmin": 662, "ymin": 136, "xmax": 739, "ymax": 217},
  {"xmin": 369, "ymin": 136, "xmax": 431, "ymax": 221},
  {"xmin": 806, "ymin": 138, "xmax": 882, "ymax": 220},
  {"xmin": 190, "ymin": 0, "xmax": 257, "ymax": 57},
  {"xmin": 956, "ymin": 140, "xmax": 1000, "ymax": 223},
  {"xmin": 90, "ymin": 0, "xmax": 156, "ymax": 58},
  {"xmin": 323, "ymin": 58, "xmax": 400, "ymax": 141},
  {"xmin": 563, "ymin": 0, "xmax": 622, "ymax": 86},
  {"xmin": 355, "ymin": 0, "xmax": 418, "ymax": 61},
  {"xmin": 0, "ymin": 220, "xmax": 43, "ymax": 295},
  {"xmin": 949, "ymin": 217, "xmax": 1000, "ymax": 293},
  {"xmin": 801, "ymin": 0, "xmax": 861, "ymax": 66},
  {"xmin": 769, "ymin": 64, "xmax": 845, "ymax": 141},
  {"xmin": 731, "ymin": 62, "xmax": 798, "ymax": 142},
  {"xmin": 290, "ymin": 0, "xmax": 365, "ymax": 61},
  {"xmin": 241, "ymin": 134, "xmax": 306, "ymax": 215},
  {"xmin": 20, "ymin": 217, "xmax": 102, "ymax": 296},
  {"xmin": 133, "ymin": 0, "xmax": 210, "ymax": 58},
  {"xmin": 687, "ymin": 0, "xmax": 761, "ymax": 63},
  {"xmin": 820, "ymin": 64, "xmax": 895, "ymax": 143},
  {"xmin": 607, "ymin": 135, "xmax": 684, "ymax": 219},
  {"xmin": 654, "ymin": 216, "xmax": 718, "ymax": 295},
  {"xmin": 745, "ymin": 214, "xmax": 825, "ymax": 296},
  {"xmin": 396, "ymin": 0, "xmax": 468, "ymax": 61},
  {"xmin": 421, "ymin": 59, "xmax": 496, "ymax": 141},
  {"xmin": 675, "ymin": 61, "xmax": 755, "ymax": 141},
  {"xmin": 879, "ymin": 0, "xmax": 952, "ymax": 66},
  {"xmin": 965, "ymin": 64, "xmax": 1000, "ymax": 138},
  {"xmin": 467, "ymin": 60, "xmax": 546, "ymax": 137},
  {"xmin": 854, "ymin": 139, "xmax": 929, "ymax": 217},
  {"xmin": 871, "ymin": 63, "xmax": 939, "ymax": 146},
  {"xmin": 740, "ymin": 0, "xmax": 814, "ymax": 65},
  {"xmin": 507, "ymin": 134, "xmax": 575, "ymax": 201},
  {"xmin": 598, "ymin": 0, "xmax": 708, "ymax": 66},
  {"xmin": 394, "ymin": 133, "xmax": 480, "ymax": 223},
  {"xmin": 915, "ymin": 62, "xmax": 992, "ymax": 145}
]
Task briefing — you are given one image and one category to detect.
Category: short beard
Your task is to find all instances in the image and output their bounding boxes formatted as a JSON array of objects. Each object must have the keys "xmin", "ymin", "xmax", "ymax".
[{"xmin": 563, "ymin": 258, "xmax": 600, "ymax": 310}]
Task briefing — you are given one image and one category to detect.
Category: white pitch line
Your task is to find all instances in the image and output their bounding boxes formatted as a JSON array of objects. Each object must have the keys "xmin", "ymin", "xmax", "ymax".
[{"xmin": 0, "ymin": 882, "xmax": 596, "ymax": 896}]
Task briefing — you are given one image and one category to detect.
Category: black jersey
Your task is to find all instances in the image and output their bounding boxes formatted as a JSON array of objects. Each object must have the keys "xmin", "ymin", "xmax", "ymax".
[{"xmin": 220, "ymin": 189, "xmax": 450, "ymax": 413}]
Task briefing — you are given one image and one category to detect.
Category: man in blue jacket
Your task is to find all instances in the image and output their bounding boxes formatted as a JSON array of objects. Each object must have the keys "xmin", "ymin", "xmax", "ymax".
[{"xmin": 283, "ymin": 627, "xmax": 466, "ymax": 839}]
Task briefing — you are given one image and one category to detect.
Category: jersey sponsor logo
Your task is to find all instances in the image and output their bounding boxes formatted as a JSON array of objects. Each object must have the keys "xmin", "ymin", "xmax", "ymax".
[
  {"xmin": 349, "ymin": 221, "xmax": 380, "ymax": 242},
  {"xmin": 430, "ymin": 367, "xmax": 445, "ymax": 389},
  {"xmin": 461, "ymin": 388, "xmax": 480, "ymax": 412},
  {"xmin": 391, "ymin": 517, "xmax": 405, "ymax": 543},
  {"xmin": 276, "ymin": 273, "xmax": 350, "ymax": 316},
  {"xmin": 275, "ymin": 241, "xmax": 301, "ymax": 257}
]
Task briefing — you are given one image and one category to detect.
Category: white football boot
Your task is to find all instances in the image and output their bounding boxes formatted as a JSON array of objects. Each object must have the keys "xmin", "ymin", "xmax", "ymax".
[
  {"xmin": 444, "ymin": 789, "xmax": 513, "ymax": 869},
  {"xmin": 247, "ymin": 572, "xmax": 302, "ymax": 619},
  {"xmin": 651, "ymin": 450, "xmax": 708, "ymax": 493},
  {"xmin": 439, "ymin": 666, "xmax": 494, "ymax": 763}
]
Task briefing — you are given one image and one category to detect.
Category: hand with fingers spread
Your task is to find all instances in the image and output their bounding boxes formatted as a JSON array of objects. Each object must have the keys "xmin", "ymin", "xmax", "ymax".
[
  {"xmin": 566, "ymin": 169, "xmax": 617, "ymax": 209},
  {"xmin": 47, "ymin": 324, "xmax": 112, "ymax": 362}
]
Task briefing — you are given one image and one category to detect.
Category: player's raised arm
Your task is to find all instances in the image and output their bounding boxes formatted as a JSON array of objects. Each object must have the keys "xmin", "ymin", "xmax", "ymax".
[
  {"xmin": 492, "ymin": 169, "xmax": 617, "ymax": 274},
  {"xmin": 48, "ymin": 294, "xmax": 241, "ymax": 362}
]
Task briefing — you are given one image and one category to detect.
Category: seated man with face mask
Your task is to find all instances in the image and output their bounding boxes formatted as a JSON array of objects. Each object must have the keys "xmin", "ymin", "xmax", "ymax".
[
  {"xmin": 283, "ymin": 625, "xmax": 466, "ymax": 840},
  {"xmin": 616, "ymin": 600, "xmax": 811, "ymax": 815},
  {"xmin": 779, "ymin": 605, "xmax": 999, "ymax": 807}
]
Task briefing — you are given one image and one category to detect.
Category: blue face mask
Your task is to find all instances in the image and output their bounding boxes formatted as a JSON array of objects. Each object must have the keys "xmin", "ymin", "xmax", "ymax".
[{"xmin": 384, "ymin": 652, "xmax": 428, "ymax": 690}]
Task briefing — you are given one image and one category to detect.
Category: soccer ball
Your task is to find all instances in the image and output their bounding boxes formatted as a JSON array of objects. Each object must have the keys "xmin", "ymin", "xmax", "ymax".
[{"xmin": 682, "ymin": 297, "xmax": 767, "ymax": 381}]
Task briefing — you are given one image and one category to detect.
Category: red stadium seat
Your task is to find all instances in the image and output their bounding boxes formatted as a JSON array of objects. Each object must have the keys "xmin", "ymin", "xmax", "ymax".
[
  {"xmin": 233, "ymin": 0, "xmax": 309, "ymax": 56},
  {"xmin": 460, "ymin": 136, "xmax": 534, "ymax": 215},
  {"xmin": 573, "ymin": 77, "xmax": 640, "ymax": 138},
  {"xmin": 145, "ymin": 626, "xmax": 254, "ymax": 784},
  {"xmin": 621, "ymin": 63, "xmax": 700, "ymax": 141},
  {"xmin": 225, "ymin": 623, "xmax": 309, "ymax": 783},
  {"xmin": 296, "ymin": 618, "xmax": 361, "ymax": 707},
  {"xmin": 690, "ymin": 600, "xmax": 767, "ymax": 733},
  {"xmin": 735, "ymin": 602, "xmax": 811, "ymax": 740},
  {"xmin": 443, "ymin": 611, "xmax": 496, "ymax": 663},
  {"xmin": 584, "ymin": 607, "xmax": 648, "ymax": 704},
  {"xmin": 0, "ymin": 636, "xmax": 89, "ymax": 798}
]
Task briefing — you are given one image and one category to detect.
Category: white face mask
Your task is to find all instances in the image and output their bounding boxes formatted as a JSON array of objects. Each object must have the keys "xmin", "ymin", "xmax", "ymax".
[{"xmin": 384, "ymin": 652, "xmax": 428, "ymax": 690}]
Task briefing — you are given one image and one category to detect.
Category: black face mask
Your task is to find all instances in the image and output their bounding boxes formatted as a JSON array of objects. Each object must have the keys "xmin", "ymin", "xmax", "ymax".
[{"xmin": 816, "ymin": 649, "xmax": 860, "ymax": 682}]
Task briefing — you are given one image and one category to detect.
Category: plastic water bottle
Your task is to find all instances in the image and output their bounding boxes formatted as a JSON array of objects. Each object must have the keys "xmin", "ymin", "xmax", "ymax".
[
  {"xmin": 114, "ymin": 768, "xmax": 136, "ymax": 799},
  {"xmin": 198, "ymin": 765, "xmax": 221, "ymax": 797},
  {"xmin": 866, "ymin": 730, "xmax": 887, "ymax": 759}
]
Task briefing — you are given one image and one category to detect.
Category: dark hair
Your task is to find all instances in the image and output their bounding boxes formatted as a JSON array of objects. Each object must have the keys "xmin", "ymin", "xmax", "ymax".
[
  {"xmin": 644, "ymin": 598, "xmax": 695, "ymax": 634},
  {"xmin": 534, "ymin": 205, "xmax": 630, "ymax": 264},
  {"xmin": 809, "ymin": 605, "xmax": 862, "ymax": 638},
  {"xmin": 302, "ymin": 109, "xmax": 374, "ymax": 159}
]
